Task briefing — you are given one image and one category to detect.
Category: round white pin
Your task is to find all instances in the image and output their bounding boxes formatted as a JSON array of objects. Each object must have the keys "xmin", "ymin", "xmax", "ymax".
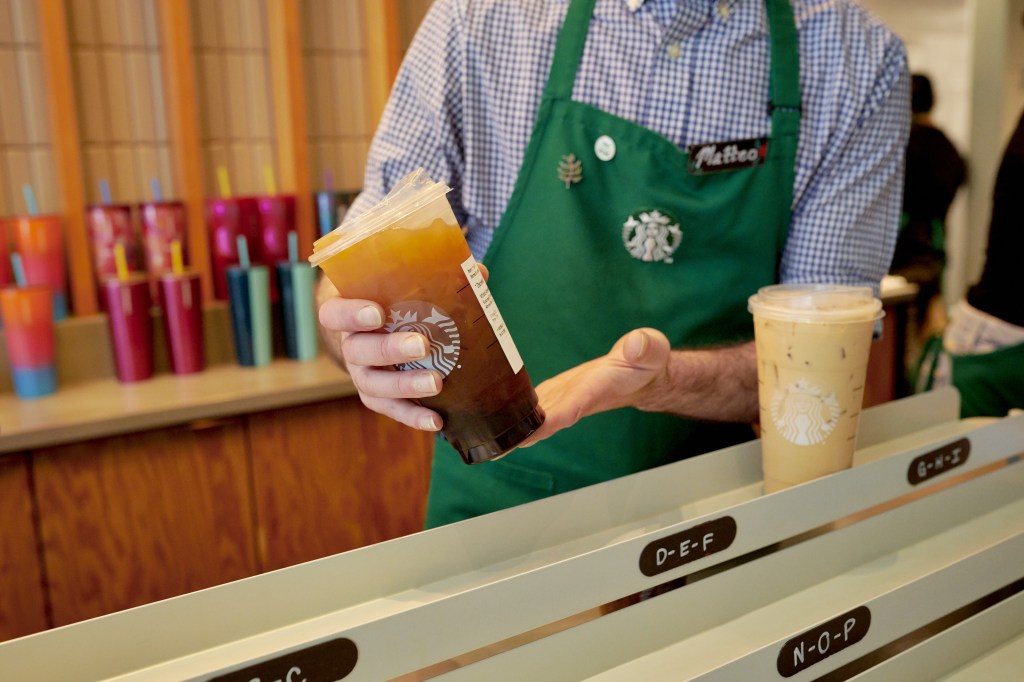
[{"xmin": 594, "ymin": 135, "xmax": 616, "ymax": 161}]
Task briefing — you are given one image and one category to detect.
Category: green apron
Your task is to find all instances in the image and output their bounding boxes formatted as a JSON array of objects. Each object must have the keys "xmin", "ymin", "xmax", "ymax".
[
  {"xmin": 952, "ymin": 343, "xmax": 1024, "ymax": 418},
  {"xmin": 915, "ymin": 335, "xmax": 1024, "ymax": 418},
  {"xmin": 426, "ymin": 0, "xmax": 801, "ymax": 527}
]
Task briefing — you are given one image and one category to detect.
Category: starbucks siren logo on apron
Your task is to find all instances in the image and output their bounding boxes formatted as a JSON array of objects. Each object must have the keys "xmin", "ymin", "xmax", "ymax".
[
  {"xmin": 386, "ymin": 301, "xmax": 461, "ymax": 376},
  {"xmin": 622, "ymin": 209, "xmax": 682, "ymax": 263},
  {"xmin": 770, "ymin": 379, "xmax": 841, "ymax": 445}
]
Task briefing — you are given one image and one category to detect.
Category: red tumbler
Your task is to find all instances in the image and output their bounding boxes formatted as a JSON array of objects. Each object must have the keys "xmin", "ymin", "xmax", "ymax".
[
  {"xmin": 158, "ymin": 271, "xmax": 204, "ymax": 374},
  {"xmin": 101, "ymin": 274, "xmax": 154, "ymax": 383}
]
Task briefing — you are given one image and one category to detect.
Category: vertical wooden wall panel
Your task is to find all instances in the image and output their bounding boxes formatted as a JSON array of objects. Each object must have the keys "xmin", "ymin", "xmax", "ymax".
[
  {"xmin": 363, "ymin": 0, "xmax": 399, "ymax": 134},
  {"xmin": 38, "ymin": 0, "xmax": 96, "ymax": 314},
  {"xmin": 33, "ymin": 423, "xmax": 258, "ymax": 627},
  {"xmin": 158, "ymin": 0, "xmax": 212, "ymax": 300},
  {"xmin": 268, "ymin": 0, "xmax": 313, "ymax": 258},
  {"xmin": 0, "ymin": 453, "xmax": 48, "ymax": 643}
]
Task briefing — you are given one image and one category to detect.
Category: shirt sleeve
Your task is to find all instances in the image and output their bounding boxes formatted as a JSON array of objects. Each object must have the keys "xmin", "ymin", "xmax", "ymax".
[
  {"xmin": 344, "ymin": 0, "xmax": 469, "ymax": 227},
  {"xmin": 781, "ymin": 20, "xmax": 911, "ymax": 297}
]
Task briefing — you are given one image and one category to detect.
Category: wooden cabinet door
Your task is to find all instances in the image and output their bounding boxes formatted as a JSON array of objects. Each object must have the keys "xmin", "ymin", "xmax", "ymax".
[
  {"xmin": 0, "ymin": 454, "xmax": 48, "ymax": 642},
  {"xmin": 249, "ymin": 397, "xmax": 433, "ymax": 571},
  {"xmin": 32, "ymin": 420, "xmax": 258, "ymax": 627}
]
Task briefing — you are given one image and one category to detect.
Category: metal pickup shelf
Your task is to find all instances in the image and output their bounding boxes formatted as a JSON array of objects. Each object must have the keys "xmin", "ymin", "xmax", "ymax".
[{"xmin": 0, "ymin": 388, "xmax": 1021, "ymax": 681}]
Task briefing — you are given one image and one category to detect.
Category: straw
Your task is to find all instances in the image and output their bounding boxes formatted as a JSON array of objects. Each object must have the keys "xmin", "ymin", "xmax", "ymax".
[
  {"xmin": 288, "ymin": 230, "xmax": 298, "ymax": 264},
  {"xmin": 99, "ymin": 178, "xmax": 112, "ymax": 205},
  {"xmin": 217, "ymin": 166, "xmax": 232, "ymax": 199},
  {"xmin": 264, "ymin": 165, "xmax": 277, "ymax": 196},
  {"xmin": 236, "ymin": 235, "xmax": 250, "ymax": 270},
  {"xmin": 151, "ymin": 177, "xmax": 163, "ymax": 202},
  {"xmin": 170, "ymin": 239, "xmax": 184, "ymax": 276},
  {"xmin": 323, "ymin": 168, "xmax": 334, "ymax": 192},
  {"xmin": 114, "ymin": 243, "xmax": 130, "ymax": 281},
  {"xmin": 22, "ymin": 185, "xmax": 38, "ymax": 216},
  {"xmin": 10, "ymin": 253, "xmax": 27, "ymax": 287}
]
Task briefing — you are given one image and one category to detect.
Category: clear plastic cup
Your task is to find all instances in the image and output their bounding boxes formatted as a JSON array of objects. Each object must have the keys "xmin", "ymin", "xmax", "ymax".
[
  {"xmin": 310, "ymin": 169, "xmax": 544, "ymax": 464},
  {"xmin": 748, "ymin": 284, "xmax": 883, "ymax": 492}
]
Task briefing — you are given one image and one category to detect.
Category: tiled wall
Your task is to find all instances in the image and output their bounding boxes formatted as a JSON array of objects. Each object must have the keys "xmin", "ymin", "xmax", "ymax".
[
  {"xmin": 302, "ymin": 0, "xmax": 370, "ymax": 193},
  {"xmin": 67, "ymin": 0, "xmax": 173, "ymax": 206},
  {"xmin": 191, "ymin": 0, "xmax": 277, "ymax": 199},
  {"xmin": 0, "ymin": 0, "xmax": 56, "ymax": 216}
]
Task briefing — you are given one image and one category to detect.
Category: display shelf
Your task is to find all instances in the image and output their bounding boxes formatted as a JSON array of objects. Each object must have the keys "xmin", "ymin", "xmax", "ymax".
[{"xmin": 0, "ymin": 389, "xmax": 1020, "ymax": 681}]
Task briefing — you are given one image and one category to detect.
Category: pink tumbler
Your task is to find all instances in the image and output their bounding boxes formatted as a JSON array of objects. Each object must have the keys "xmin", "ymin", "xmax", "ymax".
[
  {"xmin": 141, "ymin": 201, "xmax": 187, "ymax": 281},
  {"xmin": 256, "ymin": 194, "xmax": 296, "ymax": 301},
  {"xmin": 101, "ymin": 274, "xmax": 154, "ymax": 383},
  {"xmin": 87, "ymin": 204, "xmax": 141, "ymax": 281},
  {"xmin": 206, "ymin": 197, "xmax": 258, "ymax": 300},
  {"xmin": 158, "ymin": 272, "xmax": 204, "ymax": 374}
]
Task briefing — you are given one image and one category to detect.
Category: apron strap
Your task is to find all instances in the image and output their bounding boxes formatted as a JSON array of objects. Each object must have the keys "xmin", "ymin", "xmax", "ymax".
[
  {"xmin": 541, "ymin": 0, "xmax": 599, "ymax": 101},
  {"xmin": 766, "ymin": 0, "xmax": 801, "ymax": 113}
]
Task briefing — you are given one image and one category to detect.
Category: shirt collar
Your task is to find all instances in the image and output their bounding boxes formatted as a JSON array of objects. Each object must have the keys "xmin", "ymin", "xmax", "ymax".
[{"xmin": 624, "ymin": 0, "xmax": 736, "ymax": 14}]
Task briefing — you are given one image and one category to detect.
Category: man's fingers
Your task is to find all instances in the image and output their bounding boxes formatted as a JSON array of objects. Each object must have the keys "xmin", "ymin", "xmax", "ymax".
[
  {"xmin": 318, "ymin": 297, "xmax": 385, "ymax": 332},
  {"xmin": 360, "ymin": 393, "xmax": 442, "ymax": 432}
]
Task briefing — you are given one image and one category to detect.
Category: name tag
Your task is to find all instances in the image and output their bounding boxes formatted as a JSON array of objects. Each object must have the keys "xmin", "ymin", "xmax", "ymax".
[{"xmin": 687, "ymin": 137, "xmax": 768, "ymax": 174}]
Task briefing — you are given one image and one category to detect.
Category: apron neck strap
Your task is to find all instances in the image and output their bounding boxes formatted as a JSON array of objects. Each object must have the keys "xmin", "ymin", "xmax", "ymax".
[
  {"xmin": 766, "ymin": 0, "xmax": 801, "ymax": 113},
  {"xmin": 542, "ymin": 0, "xmax": 598, "ymax": 101}
]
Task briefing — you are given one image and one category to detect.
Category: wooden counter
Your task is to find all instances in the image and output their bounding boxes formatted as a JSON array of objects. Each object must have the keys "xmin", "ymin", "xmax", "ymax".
[
  {"xmin": 0, "ymin": 355, "xmax": 356, "ymax": 453},
  {"xmin": 0, "ymin": 342, "xmax": 433, "ymax": 643}
]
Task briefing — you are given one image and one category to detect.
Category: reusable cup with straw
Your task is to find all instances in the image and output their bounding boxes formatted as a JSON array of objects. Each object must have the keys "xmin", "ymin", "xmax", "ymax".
[
  {"xmin": 226, "ymin": 235, "xmax": 271, "ymax": 367},
  {"xmin": 158, "ymin": 240, "xmax": 204, "ymax": 375},
  {"xmin": 101, "ymin": 243, "xmax": 154, "ymax": 383},
  {"xmin": 12, "ymin": 185, "xmax": 68, "ymax": 320},
  {"xmin": 2, "ymin": 254, "xmax": 57, "ymax": 398},
  {"xmin": 276, "ymin": 231, "xmax": 318, "ymax": 361},
  {"xmin": 87, "ymin": 180, "xmax": 141, "ymax": 309},
  {"xmin": 748, "ymin": 284, "xmax": 883, "ymax": 492},
  {"xmin": 207, "ymin": 167, "xmax": 258, "ymax": 300},
  {"xmin": 140, "ymin": 180, "xmax": 187, "ymax": 306}
]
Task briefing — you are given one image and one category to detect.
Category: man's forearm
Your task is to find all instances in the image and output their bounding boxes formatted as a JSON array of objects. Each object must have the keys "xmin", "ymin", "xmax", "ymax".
[{"xmin": 636, "ymin": 341, "xmax": 759, "ymax": 423}]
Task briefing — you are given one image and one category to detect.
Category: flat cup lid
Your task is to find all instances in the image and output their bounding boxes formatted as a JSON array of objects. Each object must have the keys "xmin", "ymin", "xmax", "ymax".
[
  {"xmin": 748, "ymin": 283, "xmax": 883, "ymax": 324},
  {"xmin": 309, "ymin": 168, "xmax": 449, "ymax": 268}
]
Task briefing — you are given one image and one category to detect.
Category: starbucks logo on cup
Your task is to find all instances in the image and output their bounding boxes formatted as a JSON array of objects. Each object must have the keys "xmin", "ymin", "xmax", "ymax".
[
  {"xmin": 386, "ymin": 301, "xmax": 461, "ymax": 376},
  {"xmin": 770, "ymin": 379, "xmax": 841, "ymax": 446}
]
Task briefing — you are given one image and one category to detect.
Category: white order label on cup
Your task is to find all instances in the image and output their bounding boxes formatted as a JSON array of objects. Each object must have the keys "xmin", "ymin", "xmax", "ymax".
[{"xmin": 461, "ymin": 256, "xmax": 524, "ymax": 374}]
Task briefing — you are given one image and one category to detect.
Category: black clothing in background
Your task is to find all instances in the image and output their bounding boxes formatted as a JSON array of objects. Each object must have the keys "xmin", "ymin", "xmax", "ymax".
[
  {"xmin": 967, "ymin": 111, "xmax": 1024, "ymax": 328},
  {"xmin": 891, "ymin": 122, "xmax": 967, "ymax": 293}
]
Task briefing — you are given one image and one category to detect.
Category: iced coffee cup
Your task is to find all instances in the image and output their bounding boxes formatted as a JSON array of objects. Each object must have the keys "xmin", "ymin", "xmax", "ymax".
[
  {"xmin": 309, "ymin": 169, "xmax": 544, "ymax": 464},
  {"xmin": 748, "ymin": 284, "xmax": 883, "ymax": 493}
]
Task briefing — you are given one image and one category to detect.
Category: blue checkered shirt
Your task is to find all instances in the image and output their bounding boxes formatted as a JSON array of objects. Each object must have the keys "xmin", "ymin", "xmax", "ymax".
[{"xmin": 348, "ymin": 0, "xmax": 909, "ymax": 293}]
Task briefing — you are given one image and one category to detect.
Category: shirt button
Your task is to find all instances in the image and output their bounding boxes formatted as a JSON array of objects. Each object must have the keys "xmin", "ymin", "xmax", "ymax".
[{"xmin": 666, "ymin": 43, "xmax": 682, "ymax": 60}]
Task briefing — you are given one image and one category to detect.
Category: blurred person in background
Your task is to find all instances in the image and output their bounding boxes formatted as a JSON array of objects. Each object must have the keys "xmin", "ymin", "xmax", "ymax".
[{"xmin": 892, "ymin": 73, "xmax": 966, "ymax": 353}]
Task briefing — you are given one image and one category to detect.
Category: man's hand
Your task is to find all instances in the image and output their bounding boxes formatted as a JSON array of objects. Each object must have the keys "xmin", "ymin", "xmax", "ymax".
[
  {"xmin": 520, "ymin": 332, "xmax": 759, "ymax": 449},
  {"xmin": 316, "ymin": 276, "xmax": 444, "ymax": 432},
  {"xmin": 519, "ymin": 328, "xmax": 672, "ymax": 446}
]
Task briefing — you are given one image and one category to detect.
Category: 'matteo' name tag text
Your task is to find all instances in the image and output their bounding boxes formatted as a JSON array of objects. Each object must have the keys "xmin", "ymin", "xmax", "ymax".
[{"xmin": 687, "ymin": 137, "xmax": 768, "ymax": 174}]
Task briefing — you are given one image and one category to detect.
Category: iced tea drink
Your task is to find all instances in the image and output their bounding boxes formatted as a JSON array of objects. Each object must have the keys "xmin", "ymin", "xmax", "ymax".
[
  {"xmin": 310, "ymin": 170, "xmax": 544, "ymax": 464},
  {"xmin": 748, "ymin": 284, "xmax": 882, "ymax": 492}
]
